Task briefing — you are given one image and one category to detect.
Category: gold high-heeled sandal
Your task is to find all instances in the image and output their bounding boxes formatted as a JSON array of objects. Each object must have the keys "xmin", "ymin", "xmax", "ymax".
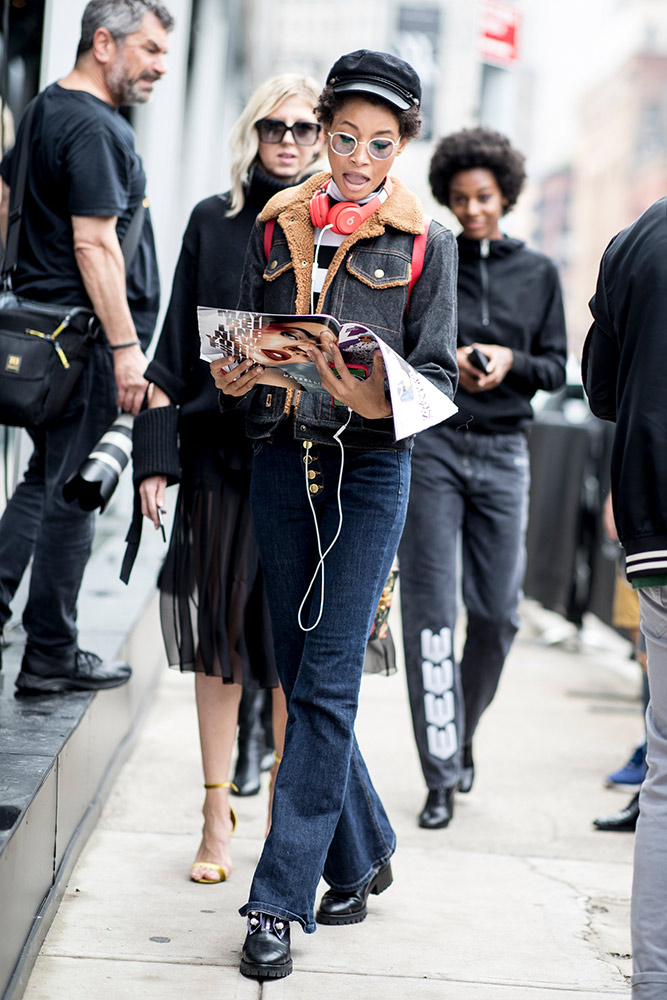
[{"xmin": 189, "ymin": 781, "xmax": 238, "ymax": 884}]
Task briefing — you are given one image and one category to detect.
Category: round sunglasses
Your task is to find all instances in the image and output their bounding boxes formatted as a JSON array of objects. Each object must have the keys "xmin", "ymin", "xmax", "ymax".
[
  {"xmin": 255, "ymin": 118, "xmax": 322, "ymax": 147},
  {"xmin": 328, "ymin": 132, "xmax": 399, "ymax": 161}
]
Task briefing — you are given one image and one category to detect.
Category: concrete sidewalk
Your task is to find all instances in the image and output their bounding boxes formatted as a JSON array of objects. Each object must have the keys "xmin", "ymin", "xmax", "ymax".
[{"xmin": 20, "ymin": 599, "xmax": 640, "ymax": 999}]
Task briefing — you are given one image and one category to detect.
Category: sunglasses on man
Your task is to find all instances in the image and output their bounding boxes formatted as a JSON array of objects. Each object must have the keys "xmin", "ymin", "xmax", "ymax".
[{"xmin": 255, "ymin": 119, "xmax": 322, "ymax": 147}]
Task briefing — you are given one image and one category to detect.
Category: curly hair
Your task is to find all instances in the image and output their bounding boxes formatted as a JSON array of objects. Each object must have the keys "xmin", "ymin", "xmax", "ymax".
[
  {"xmin": 429, "ymin": 127, "xmax": 526, "ymax": 213},
  {"xmin": 315, "ymin": 84, "xmax": 422, "ymax": 141}
]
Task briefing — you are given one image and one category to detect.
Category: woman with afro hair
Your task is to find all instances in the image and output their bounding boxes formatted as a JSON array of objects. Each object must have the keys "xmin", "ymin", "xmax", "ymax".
[{"xmin": 399, "ymin": 126, "xmax": 567, "ymax": 830}]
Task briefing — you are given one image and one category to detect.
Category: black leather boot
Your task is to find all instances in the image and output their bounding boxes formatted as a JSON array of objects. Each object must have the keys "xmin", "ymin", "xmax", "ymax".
[
  {"xmin": 593, "ymin": 793, "xmax": 640, "ymax": 832},
  {"xmin": 240, "ymin": 911, "xmax": 292, "ymax": 979},
  {"xmin": 316, "ymin": 862, "xmax": 393, "ymax": 925},
  {"xmin": 419, "ymin": 787, "xmax": 455, "ymax": 828},
  {"xmin": 232, "ymin": 689, "xmax": 265, "ymax": 796}
]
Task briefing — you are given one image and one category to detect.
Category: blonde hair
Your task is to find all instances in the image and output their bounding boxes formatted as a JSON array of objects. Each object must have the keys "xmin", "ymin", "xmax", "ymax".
[{"xmin": 227, "ymin": 73, "xmax": 325, "ymax": 216}]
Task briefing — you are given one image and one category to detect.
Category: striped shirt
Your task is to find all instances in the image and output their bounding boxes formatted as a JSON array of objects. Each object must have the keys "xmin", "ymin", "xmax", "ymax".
[{"xmin": 310, "ymin": 180, "xmax": 384, "ymax": 309}]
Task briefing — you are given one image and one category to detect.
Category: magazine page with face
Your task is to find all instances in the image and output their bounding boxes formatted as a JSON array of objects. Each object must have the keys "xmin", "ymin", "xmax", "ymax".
[{"xmin": 198, "ymin": 308, "xmax": 340, "ymax": 391}]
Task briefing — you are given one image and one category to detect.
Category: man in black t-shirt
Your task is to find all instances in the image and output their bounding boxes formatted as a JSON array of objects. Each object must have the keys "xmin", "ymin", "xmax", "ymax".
[{"xmin": 0, "ymin": 0, "xmax": 174, "ymax": 693}]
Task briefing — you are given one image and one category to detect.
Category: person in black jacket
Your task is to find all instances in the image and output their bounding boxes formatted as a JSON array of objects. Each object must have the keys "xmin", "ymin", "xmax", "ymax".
[
  {"xmin": 131, "ymin": 73, "xmax": 324, "ymax": 885},
  {"xmin": 582, "ymin": 197, "xmax": 667, "ymax": 998},
  {"xmin": 399, "ymin": 127, "xmax": 567, "ymax": 829}
]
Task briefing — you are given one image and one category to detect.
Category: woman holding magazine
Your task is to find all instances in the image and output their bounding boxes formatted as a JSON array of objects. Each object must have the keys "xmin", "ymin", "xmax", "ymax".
[
  {"xmin": 130, "ymin": 75, "xmax": 324, "ymax": 885},
  {"xmin": 210, "ymin": 49, "xmax": 458, "ymax": 979}
]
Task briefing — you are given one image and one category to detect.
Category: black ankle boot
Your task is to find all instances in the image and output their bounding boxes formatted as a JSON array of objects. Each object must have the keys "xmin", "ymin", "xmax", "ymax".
[
  {"xmin": 240, "ymin": 911, "xmax": 292, "ymax": 979},
  {"xmin": 316, "ymin": 861, "xmax": 393, "ymax": 925},
  {"xmin": 419, "ymin": 786, "xmax": 455, "ymax": 828},
  {"xmin": 232, "ymin": 689, "xmax": 266, "ymax": 796}
]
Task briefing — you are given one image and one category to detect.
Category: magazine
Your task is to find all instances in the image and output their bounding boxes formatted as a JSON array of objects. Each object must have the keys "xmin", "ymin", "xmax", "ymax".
[{"xmin": 198, "ymin": 307, "xmax": 457, "ymax": 441}]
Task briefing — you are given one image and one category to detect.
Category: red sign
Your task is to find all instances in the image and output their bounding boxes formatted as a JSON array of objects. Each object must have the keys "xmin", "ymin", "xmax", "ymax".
[{"xmin": 479, "ymin": 0, "xmax": 521, "ymax": 67}]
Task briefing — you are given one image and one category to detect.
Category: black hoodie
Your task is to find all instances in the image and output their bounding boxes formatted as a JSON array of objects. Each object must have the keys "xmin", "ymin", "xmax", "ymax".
[
  {"xmin": 448, "ymin": 234, "xmax": 567, "ymax": 433},
  {"xmin": 582, "ymin": 197, "xmax": 667, "ymax": 583}
]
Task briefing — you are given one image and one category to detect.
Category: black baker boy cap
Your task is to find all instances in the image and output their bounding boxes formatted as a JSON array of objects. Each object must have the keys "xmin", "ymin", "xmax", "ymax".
[{"xmin": 326, "ymin": 49, "xmax": 421, "ymax": 111}]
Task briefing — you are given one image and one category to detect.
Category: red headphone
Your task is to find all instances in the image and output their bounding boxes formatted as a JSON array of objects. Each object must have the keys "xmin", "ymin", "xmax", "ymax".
[{"xmin": 309, "ymin": 177, "xmax": 393, "ymax": 235}]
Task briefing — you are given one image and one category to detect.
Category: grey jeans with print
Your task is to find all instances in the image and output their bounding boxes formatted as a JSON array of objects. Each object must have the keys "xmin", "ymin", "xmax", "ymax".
[{"xmin": 399, "ymin": 424, "xmax": 530, "ymax": 790}]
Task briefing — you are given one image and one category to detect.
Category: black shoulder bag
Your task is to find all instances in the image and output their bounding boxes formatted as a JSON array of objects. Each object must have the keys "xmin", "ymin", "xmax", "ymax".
[{"xmin": 0, "ymin": 94, "xmax": 145, "ymax": 429}]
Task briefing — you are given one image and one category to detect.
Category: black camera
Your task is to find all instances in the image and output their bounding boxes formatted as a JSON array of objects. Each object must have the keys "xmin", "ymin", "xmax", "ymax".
[{"xmin": 62, "ymin": 414, "xmax": 133, "ymax": 512}]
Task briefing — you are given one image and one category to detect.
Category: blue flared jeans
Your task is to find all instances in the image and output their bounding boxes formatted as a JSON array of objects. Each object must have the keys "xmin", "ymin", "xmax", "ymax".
[{"xmin": 242, "ymin": 434, "xmax": 410, "ymax": 932}]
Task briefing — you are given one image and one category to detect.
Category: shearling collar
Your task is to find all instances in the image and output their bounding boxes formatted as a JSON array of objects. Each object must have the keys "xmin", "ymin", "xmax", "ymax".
[{"xmin": 259, "ymin": 171, "xmax": 425, "ymax": 314}]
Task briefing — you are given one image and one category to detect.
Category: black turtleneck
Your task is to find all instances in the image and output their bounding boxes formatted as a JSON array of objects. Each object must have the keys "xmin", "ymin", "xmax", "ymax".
[
  {"xmin": 447, "ymin": 233, "xmax": 567, "ymax": 434},
  {"xmin": 144, "ymin": 167, "xmax": 297, "ymax": 459}
]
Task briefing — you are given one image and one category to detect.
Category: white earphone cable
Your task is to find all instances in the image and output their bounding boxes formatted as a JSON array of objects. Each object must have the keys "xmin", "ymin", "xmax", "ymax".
[{"xmin": 297, "ymin": 406, "xmax": 353, "ymax": 632}]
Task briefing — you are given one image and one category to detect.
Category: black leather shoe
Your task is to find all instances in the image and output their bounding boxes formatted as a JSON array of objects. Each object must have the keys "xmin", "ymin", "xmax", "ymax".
[
  {"xmin": 419, "ymin": 787, "xmax": 454, "ymax": 829},
  {"xmin": 316, "ymin": 861, "xmax": 393, "ymax": 925},
  {"xmin": 240, "ymin": 912, "xmax": 292, "ymax": 979},
  {"xmin": 593, "ymin": 793, "xmax": 640, "ymax": 832},
  {"xmin": 459, "ymin": 744, "xmax": 475, "ymax": 794},
  {"xmin": 15, "ymin": 646, "xmax": 131, "ymax": 694}
]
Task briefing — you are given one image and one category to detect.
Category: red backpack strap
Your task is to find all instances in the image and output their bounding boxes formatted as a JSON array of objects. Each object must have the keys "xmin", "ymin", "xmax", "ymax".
[
  {"xmin": 407, "ymin": 217, "xmax": 430, "ymax": 311},
  {"xmin": 263, "ymin": 218, "xmax": 276, "ymax": 260}
]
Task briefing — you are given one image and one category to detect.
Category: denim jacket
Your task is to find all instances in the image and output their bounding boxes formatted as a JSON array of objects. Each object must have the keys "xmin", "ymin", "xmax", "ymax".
[{"xmin": 233, "ymin": 171, "xmax": 459, "ymax": 451}]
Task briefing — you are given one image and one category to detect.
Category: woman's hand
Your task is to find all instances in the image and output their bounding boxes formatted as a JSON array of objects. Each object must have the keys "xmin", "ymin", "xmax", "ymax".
[
  {"xmin": 140, "ymin": 474, "xmax": 167, "ymax": 529},
  {"xmin": 210, "ymin": 356, "xmax": 265, "ymax": 396},
  {"xmin": 457, "ymin": 343, "xmax": 514, "ymax": 393},
  {"xmin": 139, "ymin": 385, "xmax": 172, "ymax": 528},
  {"xmin": 304, "ymin": 341, "xmax": 392, "ymax": 420}
]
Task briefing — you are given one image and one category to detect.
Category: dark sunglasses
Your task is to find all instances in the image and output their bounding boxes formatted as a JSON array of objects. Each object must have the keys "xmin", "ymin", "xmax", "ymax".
[{"xmin": 255, "ymin": 118, "xmax": 322, "ymax": 147}]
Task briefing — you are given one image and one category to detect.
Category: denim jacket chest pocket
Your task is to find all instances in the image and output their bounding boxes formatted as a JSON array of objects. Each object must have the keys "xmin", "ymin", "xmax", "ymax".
[
  {"xmin": 340, "ymin": 247, "xmax": 411, "ymax": 338},
  {"xmin": 346, "ymin": 247, "xmax": 411, "ymax": 289}
]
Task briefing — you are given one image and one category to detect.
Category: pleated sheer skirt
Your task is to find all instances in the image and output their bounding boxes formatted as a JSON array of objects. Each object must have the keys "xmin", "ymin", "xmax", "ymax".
[{"xmin": 158, "ymin": 446, "xmax": 276, "ymax": 688}]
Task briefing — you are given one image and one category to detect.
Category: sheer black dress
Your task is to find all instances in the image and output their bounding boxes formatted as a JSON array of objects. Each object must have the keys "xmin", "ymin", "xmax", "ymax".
[{"xmin": 144, "ymin": 168, "xmax": 287, "ymax": 686}]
